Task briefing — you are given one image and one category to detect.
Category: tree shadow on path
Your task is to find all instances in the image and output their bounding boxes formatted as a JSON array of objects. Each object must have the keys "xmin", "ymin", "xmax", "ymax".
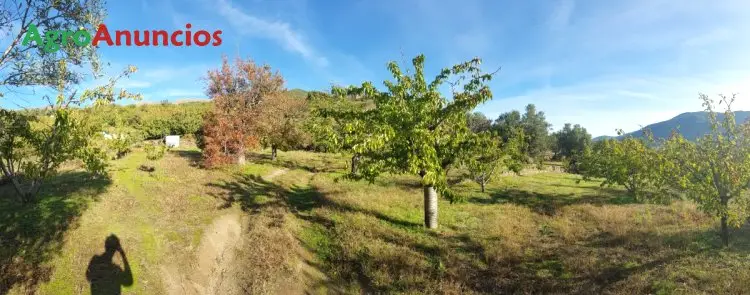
[
  {"xmin": 0, "ymin": 172, "xmax": 111, "ymax": 294},
  {"xmin": 469, "ymin": 187, "xmax": 637, "ymax": 215}
]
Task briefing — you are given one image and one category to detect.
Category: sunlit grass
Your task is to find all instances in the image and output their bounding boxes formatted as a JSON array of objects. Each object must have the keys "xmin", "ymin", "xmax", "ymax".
[{"xmin": 4, "ymin": 147, "xmax": 750, "ymax": 294}]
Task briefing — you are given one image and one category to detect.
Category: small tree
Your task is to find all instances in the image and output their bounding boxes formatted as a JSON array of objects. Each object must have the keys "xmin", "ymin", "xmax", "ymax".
[
  {"xmin": 662, "ymin": 94, "xmax": 750, "ymax": 247},
  {"xmin": 463, "ymin": 131, "xmax": 523, "ymax": 193},
  {"xmin": 255, "ymin": 93, "xmax": 310, "ymax": 160},
  {"xmin": 144, "ymin": 142, "xmax": 167, "ymax": 161},
  {"xmin": 0, "ymin": 64, "xmax": 140, "ymax": 203},
  {"xmin": 140, "ymin": 141, "xmax": 167, "ymax": 173},
  {"xmin": 578, "ymin": 131, "xmax": 666, "ymax": 200},
  {"xmin": 201, "ymin": 56, "xmax": 285, "ymax": 167},
  {"xmin": 335, "ymin": 54, "xmax": 498, "ymax": 229}
]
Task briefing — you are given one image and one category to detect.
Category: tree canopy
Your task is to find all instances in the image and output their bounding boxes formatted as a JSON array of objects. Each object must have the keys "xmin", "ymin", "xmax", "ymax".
[
  {"xmin": 1, "ymin": 0, "xmax": 106, "ymax": 99},
  {"xmin": 492, "ymin": 104, "xmax": 551, "ymax": 163},
  {"xmin": 201, "ymin": 56, "xmax": 285, "ymax": 167},
  {"xmin": 661, "ymin": 94, "xmax": 750, "ymax": 246},
  {"xmin": 333, "ymin": 54, "xmax": 498, "ymax": 229}
]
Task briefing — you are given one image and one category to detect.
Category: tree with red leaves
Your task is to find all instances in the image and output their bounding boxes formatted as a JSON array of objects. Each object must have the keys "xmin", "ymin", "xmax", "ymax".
[{"xmin": 201, "ymin": 56, "xmax": 285, "ymax": 167}]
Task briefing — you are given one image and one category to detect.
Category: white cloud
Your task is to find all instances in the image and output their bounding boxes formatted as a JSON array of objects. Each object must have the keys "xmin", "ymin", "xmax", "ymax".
[
  {"xmin": 470, "ymin": 0, "xmax": 750, "ymax": 137},
  {"xmin": 480, "ymin": 70, "xmax": 750, "ymax": 137},
  {"xmin": 215, "ymin": 0, "xmax": 328, "ymax": 67}
]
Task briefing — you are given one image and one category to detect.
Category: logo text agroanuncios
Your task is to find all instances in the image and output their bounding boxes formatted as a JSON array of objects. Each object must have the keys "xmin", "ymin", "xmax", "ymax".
[{"xmin": 23, "ymin": 23, "xmax": 222, "ymax": 53}]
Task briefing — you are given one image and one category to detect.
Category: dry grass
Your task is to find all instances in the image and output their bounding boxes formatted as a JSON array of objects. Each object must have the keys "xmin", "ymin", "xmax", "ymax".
[
  {"xmin": 245, "ymin": 150, "xmax": 750, "ymax": 294},
  {"xmin": 5, "ymin": 147, "xmax": 750, "ymax": 294}
]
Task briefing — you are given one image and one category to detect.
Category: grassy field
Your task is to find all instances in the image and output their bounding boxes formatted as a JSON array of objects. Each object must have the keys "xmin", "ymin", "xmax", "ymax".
[{"xmin": 2, "ymin": 146, "xmax": 750, "ymax": 294}]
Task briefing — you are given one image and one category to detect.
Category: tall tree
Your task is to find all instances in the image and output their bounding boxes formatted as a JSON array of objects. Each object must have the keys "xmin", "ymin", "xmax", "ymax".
[
  {"xmin": 552, "ymin": 123, "xmax": 592, "ymax": 172},
  {"xmin": 334, "ymin": 54, "xmax": 498, "ymax": 229},
  {"xmin": 662, "ymin": 94, "xmax": 750, "ymax": 247},
  {"xmin": 201, "ymin": 56, "xmax": 284, "ymax": 167},
  {"xmin": 521, "ymin": 104, "xmax": 552, "ymax": 161},
  {"xmin": 466, "ymin": 111, "xmax": 492, "ymax": 133},
  {"xmin": 491, "ymin": 105, "xmax": 551, "ymax": 162},
  {"xmin": 1, "ymin": 0, "xmax": 105, "ymax": 99},
  {"xmin": 492, "ymin": 110, "xmax": 523, "ymax": 143}
]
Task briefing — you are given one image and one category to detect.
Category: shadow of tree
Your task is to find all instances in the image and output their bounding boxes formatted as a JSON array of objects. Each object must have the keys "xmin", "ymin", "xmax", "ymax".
[
  {"xmin": 246, "ymin": 152, "xmax": 345, "ymax": 173},
  {"xmin": 203, "ymin": 170, "xmax": 743, "ymax": 294},
  {"xmin": 469, "ymin": 187, "xmax": 637, "ymax": 215},
  {"xmin": 170, "ymin": 150, "xmax": 202, "ymax": 167},
  {"xmin": 0, "ymin": 171, "xmax": 111, "ymax": 294}
]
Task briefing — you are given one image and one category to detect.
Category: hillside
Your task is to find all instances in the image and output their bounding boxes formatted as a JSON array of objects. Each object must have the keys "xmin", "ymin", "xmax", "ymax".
[
  {"xmin": 595, "ymin": 111, "xmax": 750, "ymax": 141},
  {"xmin": 5, "ymin": 145, "xmax": 750, "ymax": 294}
]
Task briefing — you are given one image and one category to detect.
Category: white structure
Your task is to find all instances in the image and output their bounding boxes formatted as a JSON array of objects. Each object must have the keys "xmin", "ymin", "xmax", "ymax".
[
  {"xmin": 165, "ymin": 135, "xmax": 180, "ymax": 148},
  {"xmin": 102, "ymin": 131, "xmax": 126, "ymax": 140}
]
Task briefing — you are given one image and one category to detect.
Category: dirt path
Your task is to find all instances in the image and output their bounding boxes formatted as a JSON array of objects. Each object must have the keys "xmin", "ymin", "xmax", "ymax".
[
  {"xmin": 161, "ymin": 168, "xmax": 291, "ymax": 295},
  {"xmin": 161, "ymin": 212, "xmax": 242, "ymax": 295},
  {"xmin": 264, "ymin": 168, "xmax": 289, "ymax": 181},
  {"xmin": 160, "ymin": 168, "xmax": 349, "ymax": 295}
]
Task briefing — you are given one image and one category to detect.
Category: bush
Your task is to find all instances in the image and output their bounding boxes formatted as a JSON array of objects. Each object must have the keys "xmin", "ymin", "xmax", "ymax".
[
  {"xmin": 84, "ymin": 101, "xmax": 211, "ymax": 139},
  {"xmin": 101, "ymin": 127, "xmax": 145, "ymax": 160},
  {"xmin": 144, "ymin": 142, "xmax": 167, "ymax": 161}
]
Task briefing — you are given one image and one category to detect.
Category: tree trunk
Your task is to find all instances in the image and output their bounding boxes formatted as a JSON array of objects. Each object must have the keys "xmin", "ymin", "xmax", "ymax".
[
  {"xmin": 423, "ymin": 185, "xmax": 438, "ymax": 229},
  {"xmin": 271, "ymin": 146, "xmax": 278, "ymax": 161},
  {"xmin": 236, "ymin": 144, "xmax": 246, "ymax": 165},
  {"xmin": 721, "ymin": 214, "xmax": 729, "ymax": 247},
  {"xmin": 480, "ymin": 181, "xmax": 486, "ymax": 193},
  {"xmin": 351, "ymin": 154, "xmax": 359, "ymax": 174},
  {"xmin": 9, "ymin": 176, "xmax": 26, "ymax": 203}
]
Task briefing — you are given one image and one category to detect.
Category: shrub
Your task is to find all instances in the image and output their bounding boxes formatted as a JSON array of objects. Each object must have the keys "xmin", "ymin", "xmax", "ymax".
[{"xmin": 144, "ymin": 142, "xmax": 167, "ymax": 161}]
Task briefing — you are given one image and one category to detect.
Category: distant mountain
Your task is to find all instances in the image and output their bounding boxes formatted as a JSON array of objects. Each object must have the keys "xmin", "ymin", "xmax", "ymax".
[
  {"xmin": 287, "ymin": 88, "xmax": 309, "ymax": 100},
  {"xmin": 594, "ymin": 111, "xmax": 750, "ymax": 141},
  {"xmin": 592, "ymin": 135, "xmax": 616, "ymax": 141}
]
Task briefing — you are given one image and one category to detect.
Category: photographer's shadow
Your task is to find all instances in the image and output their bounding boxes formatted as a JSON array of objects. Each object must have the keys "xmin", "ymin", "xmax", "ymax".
[{"xmin": 85, "ymin": 234, "xmax": 133, "ymax": 295}]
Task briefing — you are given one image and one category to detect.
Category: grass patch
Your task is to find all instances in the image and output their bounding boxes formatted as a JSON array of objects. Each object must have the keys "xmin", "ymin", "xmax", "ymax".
[
  {"xmin": 5, "ymin": 147, "xmax": 750, "ymax": 294},
  {"xmin": 245, "ymin": 151, "xmax": 750, "ymax": 294}
]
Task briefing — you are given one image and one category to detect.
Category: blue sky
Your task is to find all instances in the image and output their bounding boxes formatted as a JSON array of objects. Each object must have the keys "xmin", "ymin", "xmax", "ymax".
[{"xmin": 2, "ymin": 0, "xmax": 750, "ymax": 136}]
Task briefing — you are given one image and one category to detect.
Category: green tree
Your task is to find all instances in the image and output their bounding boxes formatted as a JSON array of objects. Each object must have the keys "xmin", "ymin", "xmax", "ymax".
[
  {"xmin": 308, "ymin": 90, "xmax": 370, "ymax": 173},
  {"xmin": 552, "ymin": 123, "xmax": 591, "ymax": 159},
  {"xmin": 552, "ymin": 123, "xmax": 592, "ymax": 173},
  {"xmin": 662, "ymin": 94, "xmax": 750, "ymax": 247},
  {"xmin": 492, "ymin": 110, "xmax": 522, "ymax": 144},
  {"xmin": 578, "ymin": 131, "xmax": 669, "ymax": 201},
  {"xmin": 466, "ymin": 111, "xmax": 492, "ymax": 133},
  {"xmin": 0, "ymin": 64, "xmax": 140, "ymax": 203},
  {"xmin": 1, "ymin": 0, "xmax": 106, "ymax": 99},
  {"xmin": 491, "ymin": 105, "xmax": 551, "ymax": 163},
  {"xmin": 521, "ymin": 104, "xmax": 552, "ymax": 161},
  {"xmin": 255, "ymin": 93, "xmax": 310, "ymax": 160},
  {"xmin": 334, "ymin": 54, "xmax": 498, "ymax": 229},
  {"xmin": 463, "ymin": 131, "xmax": 523, "ymax": 193}
]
